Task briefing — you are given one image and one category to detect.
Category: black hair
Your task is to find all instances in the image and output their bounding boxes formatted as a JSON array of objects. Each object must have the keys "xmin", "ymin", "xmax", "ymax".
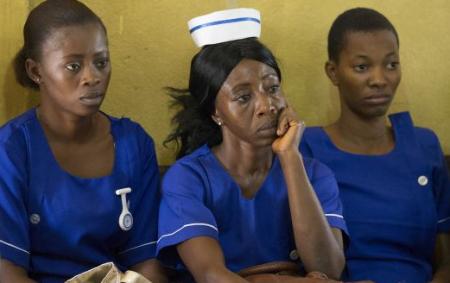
[
  {"xmin": 164, "ymin": 38, "xmax": 281, "ymax": 159},
  {"xmin": 14, "ymin": 0, "xmax": 107, "ymax": 90},
  {"xmin": 327, "ymin": 7, "xmax": 399, "ymax": 62}
]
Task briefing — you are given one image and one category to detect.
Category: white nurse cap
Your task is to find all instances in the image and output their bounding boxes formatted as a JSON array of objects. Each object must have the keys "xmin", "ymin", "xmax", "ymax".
[{"xmin": 188, "ymin": 8, "xmax": 261, "ymax": 48}]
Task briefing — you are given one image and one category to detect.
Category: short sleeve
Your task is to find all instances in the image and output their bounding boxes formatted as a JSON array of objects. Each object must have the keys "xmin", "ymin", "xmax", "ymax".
[
  {"xmin": 116, "ymin": 124, "xmax": 161, "ymax": 267},
  {"xmin": 0, "ymin": 140, "xmax": 31, "ymax": 269},
  {"xmin": 157, "ymin": 162, "xmax": 219, "ymax": 264},
  {"xmin": 305, "ymin": 158, "xmax": 348, "ymax": 235},
  {"xmin": 426, "ymin": 132, "xmax": 450, "ymax": 232}
]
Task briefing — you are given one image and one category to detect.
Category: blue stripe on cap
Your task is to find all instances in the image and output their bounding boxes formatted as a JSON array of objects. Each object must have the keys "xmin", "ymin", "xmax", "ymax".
[{"xmin": 189, "ymin": 17, "xmax": 260, "ymax": 33}]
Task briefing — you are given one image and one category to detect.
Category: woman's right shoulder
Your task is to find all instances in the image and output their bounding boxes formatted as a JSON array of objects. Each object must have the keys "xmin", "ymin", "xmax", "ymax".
[{"xmin": 162, "ymin": 145, "xmax": 211, "ymax": 187}]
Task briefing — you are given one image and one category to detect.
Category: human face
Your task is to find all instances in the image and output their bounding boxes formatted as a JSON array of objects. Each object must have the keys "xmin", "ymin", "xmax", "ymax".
[
  {"xmin": 326, "ymin": 30, "xmax": 401, "ymax": 119},
  {"xmin": 35, "ymin": 23, "xmax": 111, "ymax": 117},
  {"xmin": 213, "ymin": 59, "xmax": 286, "ymax": 147}
]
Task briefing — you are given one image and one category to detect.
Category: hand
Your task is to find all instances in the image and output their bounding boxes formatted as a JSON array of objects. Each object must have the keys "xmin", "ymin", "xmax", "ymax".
[{"xmin": 271, "ymin": 106, "xmax": 305, "ymax": 154}]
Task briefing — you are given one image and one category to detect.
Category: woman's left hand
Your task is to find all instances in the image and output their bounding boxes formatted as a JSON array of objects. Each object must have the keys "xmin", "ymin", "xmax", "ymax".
[{"xmin": 272, "ymin": 106, "xmax": 305, "ymax": 154}]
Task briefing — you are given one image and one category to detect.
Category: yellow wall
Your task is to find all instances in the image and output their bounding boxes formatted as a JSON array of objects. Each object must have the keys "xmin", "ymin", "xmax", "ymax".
[{"xmin": 1, "ymin": 1, "xmax": 449, "ymax": 165}]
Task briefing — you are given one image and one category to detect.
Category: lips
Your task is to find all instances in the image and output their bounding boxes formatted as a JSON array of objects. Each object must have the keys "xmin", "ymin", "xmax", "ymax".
[
  {"xmin": 258, "ymin": 120, "xmax": 278, "ymax": 132},
  {"xmin": 364, "ymin": 94, "xmax": 392, "ymax": 105},
  {"xmin": 80, "ymin": 92, "xmax": 104, "ymax": 106}
]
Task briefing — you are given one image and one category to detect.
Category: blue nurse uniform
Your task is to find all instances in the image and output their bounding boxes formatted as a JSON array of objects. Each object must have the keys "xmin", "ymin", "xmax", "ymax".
[
  {"xmin": 157, "ymin": 144, "xmax": 347, "ymax": 278},
  {"xmin": 300, "ymin": 112, "xmax": 450, "ymax": 283},
  {"xmin": 0, "ymin": 109, "xmax": 160, "ymax": 283}
]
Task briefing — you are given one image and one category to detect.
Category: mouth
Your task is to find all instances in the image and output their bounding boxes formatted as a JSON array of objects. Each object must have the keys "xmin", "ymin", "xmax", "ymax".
[
  {"xmin": 79, "ymin": 92, "xmax": 104, "ymax": 106},
  {"xmin": 258, "ymin": 120, "xmax": 278, "ymax": 132},
  {"xmin": 364, "ymin": 94, "xmax": 392, "ymax": 105}
]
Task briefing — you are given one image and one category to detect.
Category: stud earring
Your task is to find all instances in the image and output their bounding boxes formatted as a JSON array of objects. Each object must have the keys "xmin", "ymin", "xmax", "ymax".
[
  {"xmin": 35, "ymin": 78, "xmax": 40, "ymax": 84},
  {"xmin": 217, "ymin": 121, "xmax": 222, "ymax": 126}
]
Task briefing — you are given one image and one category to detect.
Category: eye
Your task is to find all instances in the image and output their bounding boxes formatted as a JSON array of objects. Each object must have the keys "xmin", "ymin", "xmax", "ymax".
[
  {"xmin": 237, "ymin": 94, "xmax": 251, "ymax": 103},
  {"xmin": 65, "ymin": 62, "xmax": 81, "ymax": 72},
  {"xmin": 353, "ymin": 64, "xmax": 368, "ymax": 73},
  {"xmin": 387, "ymin": 61, "xmax": 399, "ymax": 70},
  {"xmin": 95, "ymin": 58, "xmax": 109, "ymax": 69},
  {"xmin": 268, "ymin": 84, "xmax": 280, "ymax": 95}
]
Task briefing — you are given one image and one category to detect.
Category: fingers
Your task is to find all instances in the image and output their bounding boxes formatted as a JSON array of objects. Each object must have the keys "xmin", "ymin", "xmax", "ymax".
[{"xmin": 276, "ymin": 106, "xmax": 302, "ymax": 136}]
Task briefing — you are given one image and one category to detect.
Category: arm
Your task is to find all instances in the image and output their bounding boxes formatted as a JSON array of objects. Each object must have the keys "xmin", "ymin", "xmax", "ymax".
[
  {"xmin": 431, "ymin": 233, "xmax": 450, "ymax": 283},
  {"xmin": 130, "ymin": 259, "xmax": 168, "ymax": 283},
  {"xmin": 0, "ymin": 259, "xmax": 36, "ymax": 283},
  {"xmin": 272, "ymin": 108, "xmax": 345, "ymax": 279},
  {"xmin": 177, "ymin": 236, "xmax": 249, "ymax": 283}
]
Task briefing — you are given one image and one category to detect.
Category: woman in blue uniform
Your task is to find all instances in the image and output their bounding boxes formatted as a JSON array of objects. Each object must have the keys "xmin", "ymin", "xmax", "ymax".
[
  {"xmin": 0, "ymin": 1, "xmax": 166, "ymax": 282},
  {"xmin": 158, "ymin": 9, "xmax": 347, "ymax": 283},
  {"xmin": 300, "ymin": 8, "xmax": 450, "ymax": 283}
]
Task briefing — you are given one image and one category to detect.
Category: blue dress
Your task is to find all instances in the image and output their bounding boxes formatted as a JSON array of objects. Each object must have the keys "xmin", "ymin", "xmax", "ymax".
[
  {"xmin": 0, "ymin": 109, "xmax": 160, "ymax": 283},
  {"xmin": 157, "ymin": 144, "xmax": 347, "ymax": 278},
  {"xmin": 300, "ymin": 112, "xmax": 450, "ymax": 283}
]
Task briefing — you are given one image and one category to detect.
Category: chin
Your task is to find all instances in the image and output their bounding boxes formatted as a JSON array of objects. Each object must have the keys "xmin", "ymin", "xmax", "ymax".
[
  {"xmin": 253, "ymin": 136, "xmax": 277, "ymax": 149},
  {"xmin": 354, "ymin": 104, "xmax": 391, "ymax": 120}
]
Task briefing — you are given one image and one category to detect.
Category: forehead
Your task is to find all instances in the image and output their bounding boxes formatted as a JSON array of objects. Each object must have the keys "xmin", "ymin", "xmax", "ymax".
[
  {"xmin": 225, "ymin": 59, "xmax": 278, "ymax": 84},
  {"xmin": 340, "ymin": 30, "xmax": 398, "ymax": 58},
  {"xmin": 41, "ymin": 23, "xmax": 108, "ymax": 56}
]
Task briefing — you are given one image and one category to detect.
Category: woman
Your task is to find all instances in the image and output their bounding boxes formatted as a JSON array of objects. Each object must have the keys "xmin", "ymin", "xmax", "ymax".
[
  {"xmin": 158, "ymin": 9, "xmax": 347, "ymax": 283},
  {"xmin": 300, "ymin": 7, "xmax": 450, "ymax": 283},
  {"xmin": 0, "ymin": 1, "xmax": 166, "ymax": 282}
]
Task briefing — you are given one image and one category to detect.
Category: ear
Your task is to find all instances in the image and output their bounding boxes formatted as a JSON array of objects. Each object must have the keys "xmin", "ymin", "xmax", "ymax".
[
  {"xmin": 25, "ymin": 58, "xmax": 41, "ymax": 84},
  {"xmin": 211, "ymin": 110, "xmax": 223, "ymax": 126},
  {"xmin": 325, "ymin": 60, "xmax": 339, "ymax": 86}
]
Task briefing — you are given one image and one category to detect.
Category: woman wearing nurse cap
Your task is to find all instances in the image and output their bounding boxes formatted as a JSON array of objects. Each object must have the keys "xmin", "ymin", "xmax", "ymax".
[{"xmin": 157, "ymin": 8, "xmax": 351, "ymax": 283}]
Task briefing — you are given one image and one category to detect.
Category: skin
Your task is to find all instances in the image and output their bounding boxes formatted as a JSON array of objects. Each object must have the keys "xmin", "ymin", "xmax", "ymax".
[
  {"xmin": 0, "ymin": 23, "xmax": 166, "ymax": 283},
  {"xmin": 325, "ymin": 30, "xmax": 450, "ymax": 282},
  {"xmin": 177, "ymin": 59, "xmax": 345, "ymax": 283}
]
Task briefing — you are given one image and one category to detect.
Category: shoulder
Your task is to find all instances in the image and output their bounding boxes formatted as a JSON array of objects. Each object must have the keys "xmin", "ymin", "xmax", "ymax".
[
  {"xmin": 108, "ymin": 114, "xmax": 155, "ymax": 150},
  {"xmin": 300, "ymin": 126, "xmax": 325, "ymax": 157},
  {"xmin": 302, "ymin": 126, "xmax": 323, "ymax": 141},
  {"xmin": 390, "ymin": 112, "xmax": 442, "ymax": 153},
  {"xmin": 162, "ymin": 145, "xmax": 212, "ymax": 192},
  {"xmin": 165, "ymin": 146, "xmax": 210, "ymax": 177},
  {"xmin": 0, "ymin": 109, "xmax": 36, "ymax": 145},
  {"xmin": 302, "ymin": 156, "xmax": 335, "ymax": 181}
]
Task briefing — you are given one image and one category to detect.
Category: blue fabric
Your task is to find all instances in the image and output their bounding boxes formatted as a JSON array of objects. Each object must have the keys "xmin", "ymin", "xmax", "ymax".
[
  {"xmin": 157, "ymin": 144, "xmax": 347, "ymax": 274},
  {"xmin": 300, "ymin": 112, "xmax": 450, "ymax": 283},
  {"xmin": 0, "ymin": 108, "xmax": 160, "ymax": 283}
]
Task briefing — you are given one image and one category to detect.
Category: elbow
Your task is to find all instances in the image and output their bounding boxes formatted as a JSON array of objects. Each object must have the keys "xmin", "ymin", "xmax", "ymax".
[
  {"xmin": 324, "ymin": 252, "xmax": 345, "ymax": 280},
  {"xmin": 305, "ymin": 252, "xmax": 345, "ymax": 280}
]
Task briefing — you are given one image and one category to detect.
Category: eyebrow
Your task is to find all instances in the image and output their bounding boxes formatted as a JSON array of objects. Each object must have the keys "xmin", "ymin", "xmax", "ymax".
[
  {"xmin": 62, "ymin": 51, "xmax": 109, "ymax": 59},
  {"xmin": 262, "ymin": 73, "xmax": 279, "ymax": 80},
  {"xmin": 354, "ymin": 51, "xmax": 398, "ymax": 59}
]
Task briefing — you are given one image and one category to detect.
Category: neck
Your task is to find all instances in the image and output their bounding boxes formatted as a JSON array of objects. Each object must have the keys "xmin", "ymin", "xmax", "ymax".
[
  {"xmin": 213, "ymin": 140, "xmax": 273, "ymax": 177},
  {"xmin": 36, "ymin": 105, "xmax": 98, "ymax": 144},
  {"xmin": 336, "ymin": 110, "xmax": 389, "ymax": 142},
  {"xmin": 327, "ymin": 109, "xmax": 394, "ymax": 155}
]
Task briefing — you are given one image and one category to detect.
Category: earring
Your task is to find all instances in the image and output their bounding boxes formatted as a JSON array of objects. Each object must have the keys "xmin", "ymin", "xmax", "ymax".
[
  {"xmin": 217, "ymin": 121, "xmax": 222, "ymax": 126},
  {"xmin": 35, "ymin": 77, "xmax": 40, "ymax": 84}
]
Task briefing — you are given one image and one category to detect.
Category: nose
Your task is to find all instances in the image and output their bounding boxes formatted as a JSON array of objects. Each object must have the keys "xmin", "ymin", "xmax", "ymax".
[
  {"xmin": 81, "ymin": 65, "xmax": 101, "ymax": 86},
  {"xmin": 368, "ymin": 66, "xmax": 387, "ymax": 88},
  {"xmin": 256, "ymin": 92, "xmax": 277, "ymax": 117}
]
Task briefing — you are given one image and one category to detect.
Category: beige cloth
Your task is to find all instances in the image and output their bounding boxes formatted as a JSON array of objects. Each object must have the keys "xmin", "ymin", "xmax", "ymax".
[{"xmin": 65, "ymin": 262, "xmax": 152, "ymax": 283}]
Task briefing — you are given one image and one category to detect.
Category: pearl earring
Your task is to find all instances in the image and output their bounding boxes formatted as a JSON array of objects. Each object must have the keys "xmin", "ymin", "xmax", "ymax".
[{"xmin": 217, "ymin": 121, "xmax": 222, "ymax": 126}]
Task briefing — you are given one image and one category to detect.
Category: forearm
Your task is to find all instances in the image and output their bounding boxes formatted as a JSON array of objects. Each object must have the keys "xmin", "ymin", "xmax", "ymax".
[
  {"xmin": 201, "ymin": 265, "xmax": 249, "ymax": 283},
  {"xmin": 278, "ymin": 150, "xmax": 344, "ymax": 279},
  {"xmin": 0, "ymin": 259, "xmax": 36, "ymax": 283},
  {"xmin": 131, "ymin": 259, "xmax": 168, "ymax": 283},
  {"xmin": 177, "ymin": 237, "xmax": 249, "ymax": 283}
]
